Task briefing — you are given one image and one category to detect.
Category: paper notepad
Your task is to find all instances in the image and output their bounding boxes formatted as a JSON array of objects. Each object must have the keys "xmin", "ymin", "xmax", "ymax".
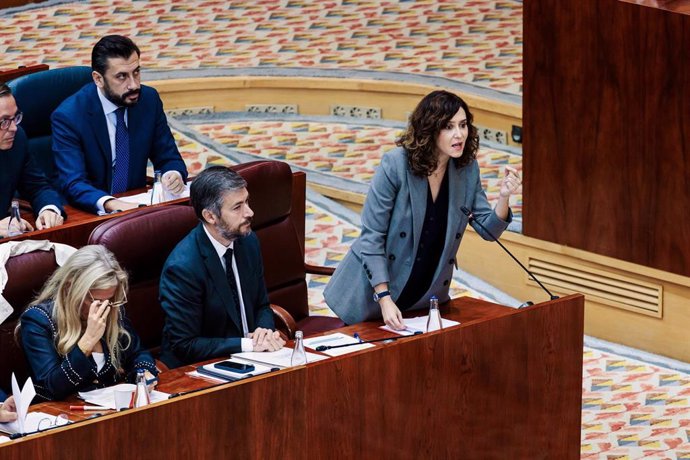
[
  {"xmin": 0, "ymin": 411, "xmax": 69, "ymax": 435},
  {"xmin": 303, "ymin": 332, "xmax": 375, "ymax": 357},
  {"xmin": 78, "ymin": 384, "xmax": 169, "ymax": 409},
  {"xmin": 119, "ymin": 185, "xmax": 190, "ymax": 206},
  {"xmin": 232, "ymin": 347, "xmax": 329, "ymax": 369},
  {"xmin": 0, "ymin": 374, "xmax": 39, "ymax": 434},
  {"xmin": 380, "ymin": 316, "xmax": 460, "ymax": 336}
]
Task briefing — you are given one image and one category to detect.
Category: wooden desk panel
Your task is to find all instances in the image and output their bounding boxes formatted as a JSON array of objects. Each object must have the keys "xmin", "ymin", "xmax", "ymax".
[
  {"xmin": 8, "ymin": 194, "xmax": 190, "ymax": 249},
  {"xmin": 0, "ymin": 295, "xmax": 584, "ymax": 459}
]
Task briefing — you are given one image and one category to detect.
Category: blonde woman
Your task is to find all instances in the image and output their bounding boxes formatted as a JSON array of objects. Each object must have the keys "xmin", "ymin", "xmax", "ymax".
[{"xmin": 18, "ymin": 245, "xmax": 157, "ymax": 401}]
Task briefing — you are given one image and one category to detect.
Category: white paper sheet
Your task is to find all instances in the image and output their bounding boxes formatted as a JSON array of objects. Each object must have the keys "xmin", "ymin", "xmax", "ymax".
[
  {"xmin": 303, "ymin": 332, "xmax": 375, "ymax": 357},
  {"xmin": 0, "ymin": 411, "xmax": 69, "ymax": 435},
  {"xmin": 11, "ymin": 373, "xmax": 35, "ymax": 434},
  {"xmin": 232, "ymin": 347, "xmax": 329, "ymax": 368},
  {"xmin": 78, "ymin": 383, "xmax": 169, "ymax": 409},
  {"xmin": 119, "ymin": 184, "xmax": 190, "ymax": 206},
  {"xmin": 380, "ymin": 316, "xmax": 460, "ymax": 336}
]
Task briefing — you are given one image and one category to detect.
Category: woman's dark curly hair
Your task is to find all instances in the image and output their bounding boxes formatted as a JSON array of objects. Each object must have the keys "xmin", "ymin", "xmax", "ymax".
[{"xmin": 396, "ymin": 90, "xmax": 479, "ymax": 177}]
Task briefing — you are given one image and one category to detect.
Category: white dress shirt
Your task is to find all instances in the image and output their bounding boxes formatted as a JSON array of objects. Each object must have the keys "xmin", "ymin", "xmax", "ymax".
[
  {"xmin": 94, "ymin": 87, "xmax": 182, "ymax": 213},
  {"xmin": 202, "ymin": 224, "xmax": 253, "ymax": 352}
]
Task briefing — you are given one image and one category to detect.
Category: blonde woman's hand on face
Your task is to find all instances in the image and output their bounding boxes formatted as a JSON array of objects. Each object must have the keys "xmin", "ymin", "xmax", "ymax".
[
  {"xmin": 78, "ymin": 300, "xmax": 111, "ymax": 355},
  {"xmin": 499, "ymin": 166, "xmax": 522, "ymax": 198}
]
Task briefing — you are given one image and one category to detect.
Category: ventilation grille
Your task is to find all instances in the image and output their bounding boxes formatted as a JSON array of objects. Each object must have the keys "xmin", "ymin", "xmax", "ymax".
[{"xmin": 528, "ymin": 258, "xmax": 662, "ymax": 317}]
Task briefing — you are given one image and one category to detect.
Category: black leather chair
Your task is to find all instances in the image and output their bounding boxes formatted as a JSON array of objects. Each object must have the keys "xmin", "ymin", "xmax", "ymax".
[{"xmin": 8, "ymin": 66, "xmax": 93, "ymax": 181}]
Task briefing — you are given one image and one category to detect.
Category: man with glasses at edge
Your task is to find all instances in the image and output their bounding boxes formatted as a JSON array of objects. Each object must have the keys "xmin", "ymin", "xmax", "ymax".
[{"xmin": 0, "ymin": 84, "xmax": 64, "ymax": 238}]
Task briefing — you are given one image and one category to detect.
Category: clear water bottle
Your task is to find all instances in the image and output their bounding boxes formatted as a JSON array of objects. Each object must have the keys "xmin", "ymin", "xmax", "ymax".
[
  {"xmin": 426, "ymin": 295, "xmax": 443, "ymax": 333},
  {"xmin": 150, "ymin": 170, "xmax": 163, "ymax": 205},
  {"xmin": 6, "ymin": 199, "xmax": 23, "ymax": 237},
  {"xmin": 132, "ymin": 369, "xmax": 150, "ymax": 408},
  {"xmin": 290, "ymin": 330, "xmax": 308, "ymax": 366}
]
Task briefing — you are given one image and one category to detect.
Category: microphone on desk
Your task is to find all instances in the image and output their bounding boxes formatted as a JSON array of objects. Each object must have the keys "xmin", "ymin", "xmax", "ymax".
[
  {"xmin": 314, "ymin": 331, "xmax": 422, "ymax": 352},
  {"xmin": 460, "ymin": 206, "xmax": 558, "ymax": 306}
]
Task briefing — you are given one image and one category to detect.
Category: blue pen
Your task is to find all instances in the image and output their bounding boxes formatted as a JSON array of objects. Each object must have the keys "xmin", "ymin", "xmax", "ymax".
[{"xmin": 353, "ymin": 332, "xmax": 363, "ymax": 343}]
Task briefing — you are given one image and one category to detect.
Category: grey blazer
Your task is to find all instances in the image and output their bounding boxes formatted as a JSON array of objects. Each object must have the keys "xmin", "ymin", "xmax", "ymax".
[{"xmin": 324, "ymin": 147, "xmax": 511, "ymax": 325}]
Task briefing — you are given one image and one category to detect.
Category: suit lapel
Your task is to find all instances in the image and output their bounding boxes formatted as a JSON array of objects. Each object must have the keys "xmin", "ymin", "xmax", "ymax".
[
  {"xmin": 86, "ymin": 85, "xmax": 112, "ymax": 188},
  {"xmin": 195, "ymin": 225, "xmax": 243, "ymax": 332}
]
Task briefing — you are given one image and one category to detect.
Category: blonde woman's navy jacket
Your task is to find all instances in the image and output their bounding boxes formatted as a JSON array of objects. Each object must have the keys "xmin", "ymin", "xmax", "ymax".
[
  {"xmin": 20, "ymin": 301, "xmax": 157, "ymax": 401},
  {"xmin": 324, "ymin": 147, "xmax": 511, "ymax": 325}
]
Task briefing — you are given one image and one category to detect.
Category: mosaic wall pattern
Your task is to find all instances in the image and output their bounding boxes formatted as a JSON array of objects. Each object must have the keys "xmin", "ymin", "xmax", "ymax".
[
  {"xmin": 582, "ymin": 348, "xmax": 690, "ymax": 459},
  {"xmin": 0, "ymin": 0, "xmax": 523, "ymax": 95}
]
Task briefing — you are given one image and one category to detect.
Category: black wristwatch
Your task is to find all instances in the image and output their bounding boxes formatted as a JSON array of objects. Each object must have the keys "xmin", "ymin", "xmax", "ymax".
[{"xmin": 373, "ymin": 290, "xmax": 391, "ymax": 302}]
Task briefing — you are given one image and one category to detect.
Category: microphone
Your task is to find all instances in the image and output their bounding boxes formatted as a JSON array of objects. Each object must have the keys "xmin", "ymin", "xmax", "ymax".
[
  {"xmin": 315, "ymin": 332, "xmax": 422, "ymax": 352},
  {"xmin": 460, "ymin": 206, "xmax": 558, "ymax": 305}
]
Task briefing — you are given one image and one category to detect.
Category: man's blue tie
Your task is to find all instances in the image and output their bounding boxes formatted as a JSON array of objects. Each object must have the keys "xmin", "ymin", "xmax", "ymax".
[{"xmin": 112, "ymin": 107, "xmax": 129, "ymax": 194}]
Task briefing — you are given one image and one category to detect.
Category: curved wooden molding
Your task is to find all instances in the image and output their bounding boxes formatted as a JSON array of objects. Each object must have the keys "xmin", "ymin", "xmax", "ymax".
[{"xmin": 149, "ymin": 75, "xmax": 522, "ymax": 146}]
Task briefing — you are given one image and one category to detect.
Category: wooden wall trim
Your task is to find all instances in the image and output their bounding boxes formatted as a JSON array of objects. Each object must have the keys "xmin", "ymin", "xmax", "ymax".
[
  {"xmin": 149, "ymin": 75, "xmax": 522, "ymax": 149},
  {"xmin": 458, "ymin": 228, "xmax": 690, "ymax": 362}
]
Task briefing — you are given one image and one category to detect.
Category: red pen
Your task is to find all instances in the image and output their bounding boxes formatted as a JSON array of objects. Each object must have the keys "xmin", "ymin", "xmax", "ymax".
[{"xmin": 69, "ymin": 405, "xmax": 106, "ymax": 411}]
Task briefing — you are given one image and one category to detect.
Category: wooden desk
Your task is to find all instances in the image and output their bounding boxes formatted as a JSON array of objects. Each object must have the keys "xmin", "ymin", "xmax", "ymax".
[
  {"xmin": 0, "ymin": 295, "xmax": 584, "ymax": 459},
  {"xmin": 5, "ymin": 192, "xmax": 190, "ymax": 249},
  {"xmin": 0, "ymin": 65, "xmax": 49, "ymax": 84}
]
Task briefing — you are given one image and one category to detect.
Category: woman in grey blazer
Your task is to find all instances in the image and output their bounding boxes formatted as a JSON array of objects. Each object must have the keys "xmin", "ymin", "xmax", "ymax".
[{"xmin": 324, "ymin": 90, "xmax": 521, "ymax": 328}]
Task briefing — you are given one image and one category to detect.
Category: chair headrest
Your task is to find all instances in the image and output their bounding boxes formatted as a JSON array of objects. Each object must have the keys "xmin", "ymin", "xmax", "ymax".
[
  {"xmin": 3, "ymin": 250, "xmax": 58, "ymax": 320},
  {"xmin": 8, "ymin": 66, "xmax": 93, "ymax": 137},
  {"xmin": 88, "ymin": 205, "xmax": 198, "ymax": 283},
  {"xmin": 231, "ymin": 161, "xmax": 293, "ymax": 229}
]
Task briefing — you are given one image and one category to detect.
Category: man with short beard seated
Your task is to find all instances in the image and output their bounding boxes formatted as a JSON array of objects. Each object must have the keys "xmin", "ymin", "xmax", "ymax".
[
  {"xmin": 159, "ymin": 166, "xmax": 285, "ymax": 369},
  {"xmin": 51, "ymin": 34, "xmax": 188, "ymax": 214}
]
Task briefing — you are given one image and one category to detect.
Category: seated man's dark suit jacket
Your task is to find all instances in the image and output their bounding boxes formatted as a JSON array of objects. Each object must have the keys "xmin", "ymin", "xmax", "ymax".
[
  {"xmin": 51, "ymin": 82, "xmax": 188, "ymax": 213},
  {"xmin": 159, "ymin": 223, "xmax": 275, "ymax": 369},
  {"xmin": 0, "ymin": 127, "xmax": 64, "ymax": 220}
]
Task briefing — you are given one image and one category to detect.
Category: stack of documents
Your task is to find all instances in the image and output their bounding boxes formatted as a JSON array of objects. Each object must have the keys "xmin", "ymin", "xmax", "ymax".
[
  {"xmin": 232, "ymin": 347, "xmax": 328, "ymax": 368},
  {"xmin": 0, "ymin": 374, "xmax": 62, "ymax": 435},
  {"xmin": 303, "ymin": 332, "xmax": 375, "ymax": 357},
  {"xmin": 78, "ymin": 384, "xmax": 169, "ymax": 409},
  {"xmin": 380, "ymin": 316, "xmax": 460, "ymax": 336},
  {"xmin": 0, "ymin": 412, "xmax": 69, "ymax": 435}
]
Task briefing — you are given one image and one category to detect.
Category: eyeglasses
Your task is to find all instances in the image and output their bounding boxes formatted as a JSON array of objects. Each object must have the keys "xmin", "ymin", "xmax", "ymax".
[
  {"xmin": 0, "ymin": 112, "xmax": 22, "ymax": 130},
  {"xmin": 37, "ymin": 413, "xmax": 69, "ymax": 432},
  {"xmin": 87, "ymin": 289, "xmax": 128, "ymax": 309}
]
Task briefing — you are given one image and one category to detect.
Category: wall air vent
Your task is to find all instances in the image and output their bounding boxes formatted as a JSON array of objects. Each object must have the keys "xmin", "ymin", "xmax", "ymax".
[{"xmin": 527, "ymin": 258, "xmax": 662, "ymax": 318}]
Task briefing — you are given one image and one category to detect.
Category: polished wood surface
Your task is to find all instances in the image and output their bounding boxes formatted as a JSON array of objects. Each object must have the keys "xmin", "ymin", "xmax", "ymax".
[
  {"xmin": 524, "ymin": 0, "xmax": 690, "ymax": 277},
  {"xmin": 0, "ymin": 64, "xmax": 48, "ymax": 84},
  {"xmin": 0, "ymin": 295, "xmax": 584, "ymax": 459},
  {"xmin": 8, "ymin": 193, "xmax": 190, "ymax": 249},
  {"xmin": 5, "ymin": 171, "xmax": 306, "ymax": 250}
]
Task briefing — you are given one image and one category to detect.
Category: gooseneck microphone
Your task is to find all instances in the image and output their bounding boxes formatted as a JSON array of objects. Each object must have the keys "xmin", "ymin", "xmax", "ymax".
[{"xmin": 460, "ymin": 206, "xmax": 559, "ymax": 304}]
